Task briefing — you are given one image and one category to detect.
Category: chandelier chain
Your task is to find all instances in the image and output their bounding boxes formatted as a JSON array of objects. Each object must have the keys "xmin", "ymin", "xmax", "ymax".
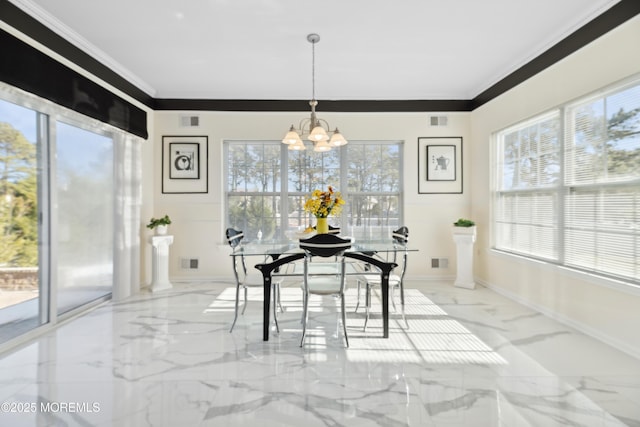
[{"xmin": 311, "ymin": 39, "xmax": 316, "ymax": 101}]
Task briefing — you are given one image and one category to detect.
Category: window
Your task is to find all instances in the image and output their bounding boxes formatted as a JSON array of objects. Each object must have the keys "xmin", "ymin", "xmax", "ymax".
[
  {"xmin": 56, "ymin": 121, "xmax": 113, "ymax": 315},
  {"xmin": 225, "ymin": 141, "xmax": 403, "ymax": 241},
  {"xmin": 494, "ymin": 77, "xmax": 640, "ymax": 284},
  {"xmin": 1, "ymin": 81, "xmax": 141, "ymax": 348},
  {"xmin": 0, "ymin": 98, "xmax": 47, "ymax": 342}
]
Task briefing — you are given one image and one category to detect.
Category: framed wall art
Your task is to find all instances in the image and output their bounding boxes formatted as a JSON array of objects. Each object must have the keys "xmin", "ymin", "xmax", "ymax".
[
  {"xmin": 418, "ymin": 136, "xmax": 463, "ymax": 194},
  {"xmin": 162, "ymin": 135, "xmax": 208, "ymax": 194}
]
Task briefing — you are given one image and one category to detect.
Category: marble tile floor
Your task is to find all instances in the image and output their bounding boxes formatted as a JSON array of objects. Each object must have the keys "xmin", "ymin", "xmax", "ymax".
[{"xmin": 0, "ymin": 280, "xmax": 639, "ymax": 427}]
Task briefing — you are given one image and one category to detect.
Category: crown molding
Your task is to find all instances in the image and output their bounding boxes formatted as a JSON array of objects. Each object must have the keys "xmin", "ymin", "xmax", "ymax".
[
  {"xmin": 6, "ymin": 0, "xmax": 156, "ymax": 97},
  {"xmin": 2, "ymin": 0, "xmax": 640, "ymax": 112}
]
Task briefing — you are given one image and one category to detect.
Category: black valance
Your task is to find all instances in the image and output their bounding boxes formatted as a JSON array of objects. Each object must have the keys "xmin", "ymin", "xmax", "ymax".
[{"xmin": 0, "ymin": 29, "xmax": 148, "ymax": 139}]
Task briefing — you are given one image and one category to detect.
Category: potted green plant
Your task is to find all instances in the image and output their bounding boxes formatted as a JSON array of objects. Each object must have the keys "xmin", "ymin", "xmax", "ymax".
[
  {"xmin": 147, "ymin": 215, "xmax": 172, "ymax": 235},
  {"xmin": 452, "ymin": 218, "xmax": 476, "ymax": 236},
  {"xmin": 453, "ymin": 218, "xmax": 475, "ymax": 227}
]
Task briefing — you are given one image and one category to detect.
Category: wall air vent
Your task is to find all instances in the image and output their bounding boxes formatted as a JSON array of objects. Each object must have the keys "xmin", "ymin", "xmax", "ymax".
[
  {"xmin": 429, "ymin": 116, "xmax": 448, "ymax": 126},
  {"xmin": 431, "ymin": 257, "xmax": 449, "ymax": 269},
  {"xmin": 180, "ymin": 115, "xmax": 200, "ymax": 127},
  {"xmin": 181, "ymin": 258, "xmax": 199, "ymax": 269}
]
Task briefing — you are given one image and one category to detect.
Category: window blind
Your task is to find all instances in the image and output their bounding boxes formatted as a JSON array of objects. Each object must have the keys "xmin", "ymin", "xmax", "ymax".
[
  {"xmin": 564, "ymin": 82, "xmax": 640, "ymax": 281},
  {"xmin": 495, "ymin": 112, "xmax": 561, "ymax": 262},
  {"xmin": 494, "ymin": 77, "xmax": 640, "ymax": 284}
]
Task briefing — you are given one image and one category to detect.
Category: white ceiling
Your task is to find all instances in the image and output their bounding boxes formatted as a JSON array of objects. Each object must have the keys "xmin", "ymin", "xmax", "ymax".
[{"xmin": 10, "ymin": 0, "xmax": 621, "ymax": 101}]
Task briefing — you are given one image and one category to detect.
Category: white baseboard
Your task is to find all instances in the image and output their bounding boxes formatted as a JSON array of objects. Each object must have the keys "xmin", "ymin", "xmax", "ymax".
[
  {"xmin": 169, "ymin": 276, "xmax": 234, "ymax": 284},
  {"xmin": 405, "ymin": 275, "xmax": 456, "ymax": 283},
  {"xmin": 167, "ymin": 274, "xmax": 454, "ymax": 285},
  {"xmin": 477, "ymin": 278, "xmax": 640, "ymax": 361}
]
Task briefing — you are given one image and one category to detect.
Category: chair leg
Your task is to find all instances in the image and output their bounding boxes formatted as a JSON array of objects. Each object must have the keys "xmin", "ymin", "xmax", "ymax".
[
  {"xmin": 273, "ymin": 285, "xmax": 277, "ymax": 322},
  {"xmin": 300, "ymin": 290, "xmax": 309, "ymax": 347},
  {"xmin": 276, "ymin": 283, "xmax": 284, "ymax": 313},
  {"xmin": 230, "ymin": 283, "xmax": 241, "ymax": 332},
  {"xmin": 363, "ymin": 283, "xmax": 371, "ymax": 332},
  {"xmin": 391, "ymin": 285, "xmax": 397, "ymax": 312},
  {"xmin": 399, "ymin": 282, "xmax": 408, "ymax": 329},
  {"xmin": 341, "ymin": 294, "xmax": 349, "ymax": 348},
  {"xmin": 272, "ymin": 284, "xmax": 280, "ymax": 333},
  {"xmin": 241, "ymin": 286, "xmax": 248, "ymax": 314},
  {"xmin": 354, "ymin": 279, "xmax": 361, "ymax": 313}
]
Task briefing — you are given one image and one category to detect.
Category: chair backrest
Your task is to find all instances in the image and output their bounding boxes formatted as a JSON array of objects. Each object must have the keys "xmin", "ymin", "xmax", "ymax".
[
  {"xmin": 392, "ymin": 226, "xmax": 409, "ymax": 245},
  {"xmin": 299, "ymin": 233, "xmax": 352, "ymax": 258},
  {"xmin": 300, "ymin": 234, "xmax": 352, "ymax": 296},
  {"xmin": 226, "ymin": 228, "xmax": 248, "ymax": 278},
  {"xmin": 390, "ymin": 226, "xmax": 409, "ymax": 275},
  {"xmin": 226, "ymin": 228, "xmax": 245, "ymax": 249}
]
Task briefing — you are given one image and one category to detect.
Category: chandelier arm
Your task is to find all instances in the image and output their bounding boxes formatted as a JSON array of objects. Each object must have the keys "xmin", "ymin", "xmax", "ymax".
[
  {"xmin": 297, "ymin": 118, "xmax": 311, "ymax": 133},
  {"xmin": 316, "ymin": 118, "xmax": 331, "ymax": 132}
]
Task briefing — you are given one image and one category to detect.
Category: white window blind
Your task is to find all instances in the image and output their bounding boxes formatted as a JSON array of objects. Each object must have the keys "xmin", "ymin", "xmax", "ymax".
[
  {"xmin": 564, "ymin": 82, "xmax": 640, "ymax": 281},
  {"xmin": 494, "ymin": 77, "xmax": 640, "ymax": 284},
  {"xmin": 495, "ymin": 112, "xmax": 561, "ymax": 261}
]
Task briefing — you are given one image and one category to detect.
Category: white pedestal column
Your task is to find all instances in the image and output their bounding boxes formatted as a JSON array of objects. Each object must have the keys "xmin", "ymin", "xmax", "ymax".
[
  {"xmin": 150, "ymin": 235, "xmax": 174, "ymax": 292},
  {"xmin": 452, "ymin": 226, "xmax": 476, "ymax": 289}
]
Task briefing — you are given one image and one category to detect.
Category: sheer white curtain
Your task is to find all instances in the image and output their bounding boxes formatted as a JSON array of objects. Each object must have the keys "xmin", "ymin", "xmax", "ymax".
[{"xmin": 113, "ymin": 132, "xmax": 143, "ymax": 300}]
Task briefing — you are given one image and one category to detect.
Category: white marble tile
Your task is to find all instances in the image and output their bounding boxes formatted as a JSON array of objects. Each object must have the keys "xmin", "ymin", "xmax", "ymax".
[{"xmin": 0, "ymin": 281, "xmax": 639, "ymax": 426}]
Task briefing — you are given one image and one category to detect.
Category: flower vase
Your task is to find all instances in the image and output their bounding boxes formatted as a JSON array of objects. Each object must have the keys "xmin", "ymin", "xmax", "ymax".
[{"xmin": 316, "ymin": 217, "xmax": 329, "ymax": 234}]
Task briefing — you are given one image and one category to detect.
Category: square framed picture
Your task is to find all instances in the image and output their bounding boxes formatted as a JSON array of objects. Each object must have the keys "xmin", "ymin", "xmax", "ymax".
[
  {"xmin": 169, "ymin": 142, "xmax": 199, "ymax": 179},
  {"xmin": 162, "ymin": 135, "xmax": 208, "ymax": 194},
  {"xmin": 418, "ymin": 137, "xmax": 463, "ymax": 194}
]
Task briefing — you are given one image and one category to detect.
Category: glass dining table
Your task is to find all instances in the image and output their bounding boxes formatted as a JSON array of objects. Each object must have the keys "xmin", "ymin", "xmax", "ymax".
[{"xmin": 229, "ymin": 239, "xmax": 417, "ymax": 341}]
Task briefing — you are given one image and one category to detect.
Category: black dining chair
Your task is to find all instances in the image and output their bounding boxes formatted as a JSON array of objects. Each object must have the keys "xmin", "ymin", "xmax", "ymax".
[
  {"xmin": 355, "ymin": 226, "xmax": 410, "ymax": 330},
  {"xmin": 226, "ymin": 228, "xmax": 283, "ymax": 332},
  {"xmin": 299, "ymin": 233, "xmax": 352, "ymax": 347}
]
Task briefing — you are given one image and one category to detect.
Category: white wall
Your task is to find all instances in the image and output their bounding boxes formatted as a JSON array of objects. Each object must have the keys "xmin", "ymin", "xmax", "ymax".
[
  {"xmin": 149, "ymin": 111, "xmax": 471, "ymax": 283},
  {"xmin": 469, "ymin": 15, "xmax": 640, "ymax": 358}
]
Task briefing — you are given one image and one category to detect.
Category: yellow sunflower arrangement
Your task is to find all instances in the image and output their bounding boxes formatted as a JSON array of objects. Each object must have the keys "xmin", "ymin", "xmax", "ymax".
[{"xmin": 303, "ymin": 186, "xmax": 345, "ymax": 218}]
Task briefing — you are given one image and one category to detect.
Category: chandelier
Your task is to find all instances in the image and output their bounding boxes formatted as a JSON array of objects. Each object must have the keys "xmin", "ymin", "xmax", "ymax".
[{"xmin": 282, "ymin": 34, "xmax": 348, "ymax": 152}]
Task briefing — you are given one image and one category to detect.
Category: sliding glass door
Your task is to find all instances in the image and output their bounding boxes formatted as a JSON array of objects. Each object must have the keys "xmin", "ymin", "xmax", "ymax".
[
  {"xmin": 0, "ymin": 99, "xmax": 47, "ymax": 342},
  {"xmin": 1, "ymin": 89, "xmax": 118, "ymax": 347},
  {"xmin": 55, "ymin": 121, "xmax": 113, "ymax": 315}
]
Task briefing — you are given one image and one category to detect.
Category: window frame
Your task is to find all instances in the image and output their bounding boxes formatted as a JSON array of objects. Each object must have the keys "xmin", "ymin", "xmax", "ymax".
[
  {"xmin": 224, "ymin": 140, "xmax": 404, "ymax": 241},
  {"xmin": 492, "ymin": 75, "xmax": 640, "ymax": 286}
]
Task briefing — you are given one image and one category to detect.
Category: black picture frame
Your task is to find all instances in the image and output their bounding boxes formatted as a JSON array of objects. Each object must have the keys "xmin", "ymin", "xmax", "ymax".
[
  {"xmin": 162, "ymin": 135, "xmax": 208, "ymax": 194},
  {"xmin": 418, "ymin": 137, "xmax": 463, "ymax": 194}
]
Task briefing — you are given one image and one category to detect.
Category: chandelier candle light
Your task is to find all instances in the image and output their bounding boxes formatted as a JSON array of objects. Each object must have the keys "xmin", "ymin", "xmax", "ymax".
[
  {"xmin": 282, "ymin": 34, "xmax": 348, "ymax": 152},
  {"xmin": 304, "ymin": 186, "xmax": 345, "ymax": 234}
]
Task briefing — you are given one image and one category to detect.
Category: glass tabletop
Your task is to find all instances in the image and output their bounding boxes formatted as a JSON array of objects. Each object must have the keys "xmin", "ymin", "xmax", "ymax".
[{"xmin": 230, "ymin": 239, "xmax": 417, "ymax": 257}]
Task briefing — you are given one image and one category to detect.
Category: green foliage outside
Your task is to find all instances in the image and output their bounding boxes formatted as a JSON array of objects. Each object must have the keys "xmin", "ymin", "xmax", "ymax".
[
  {"xmin": 228, "ymin": 197, "xmax": 276, "ymax": 239},
  {"xmin": 0, "ymin": 122, "xmax": 38, "ymax": 267}
]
